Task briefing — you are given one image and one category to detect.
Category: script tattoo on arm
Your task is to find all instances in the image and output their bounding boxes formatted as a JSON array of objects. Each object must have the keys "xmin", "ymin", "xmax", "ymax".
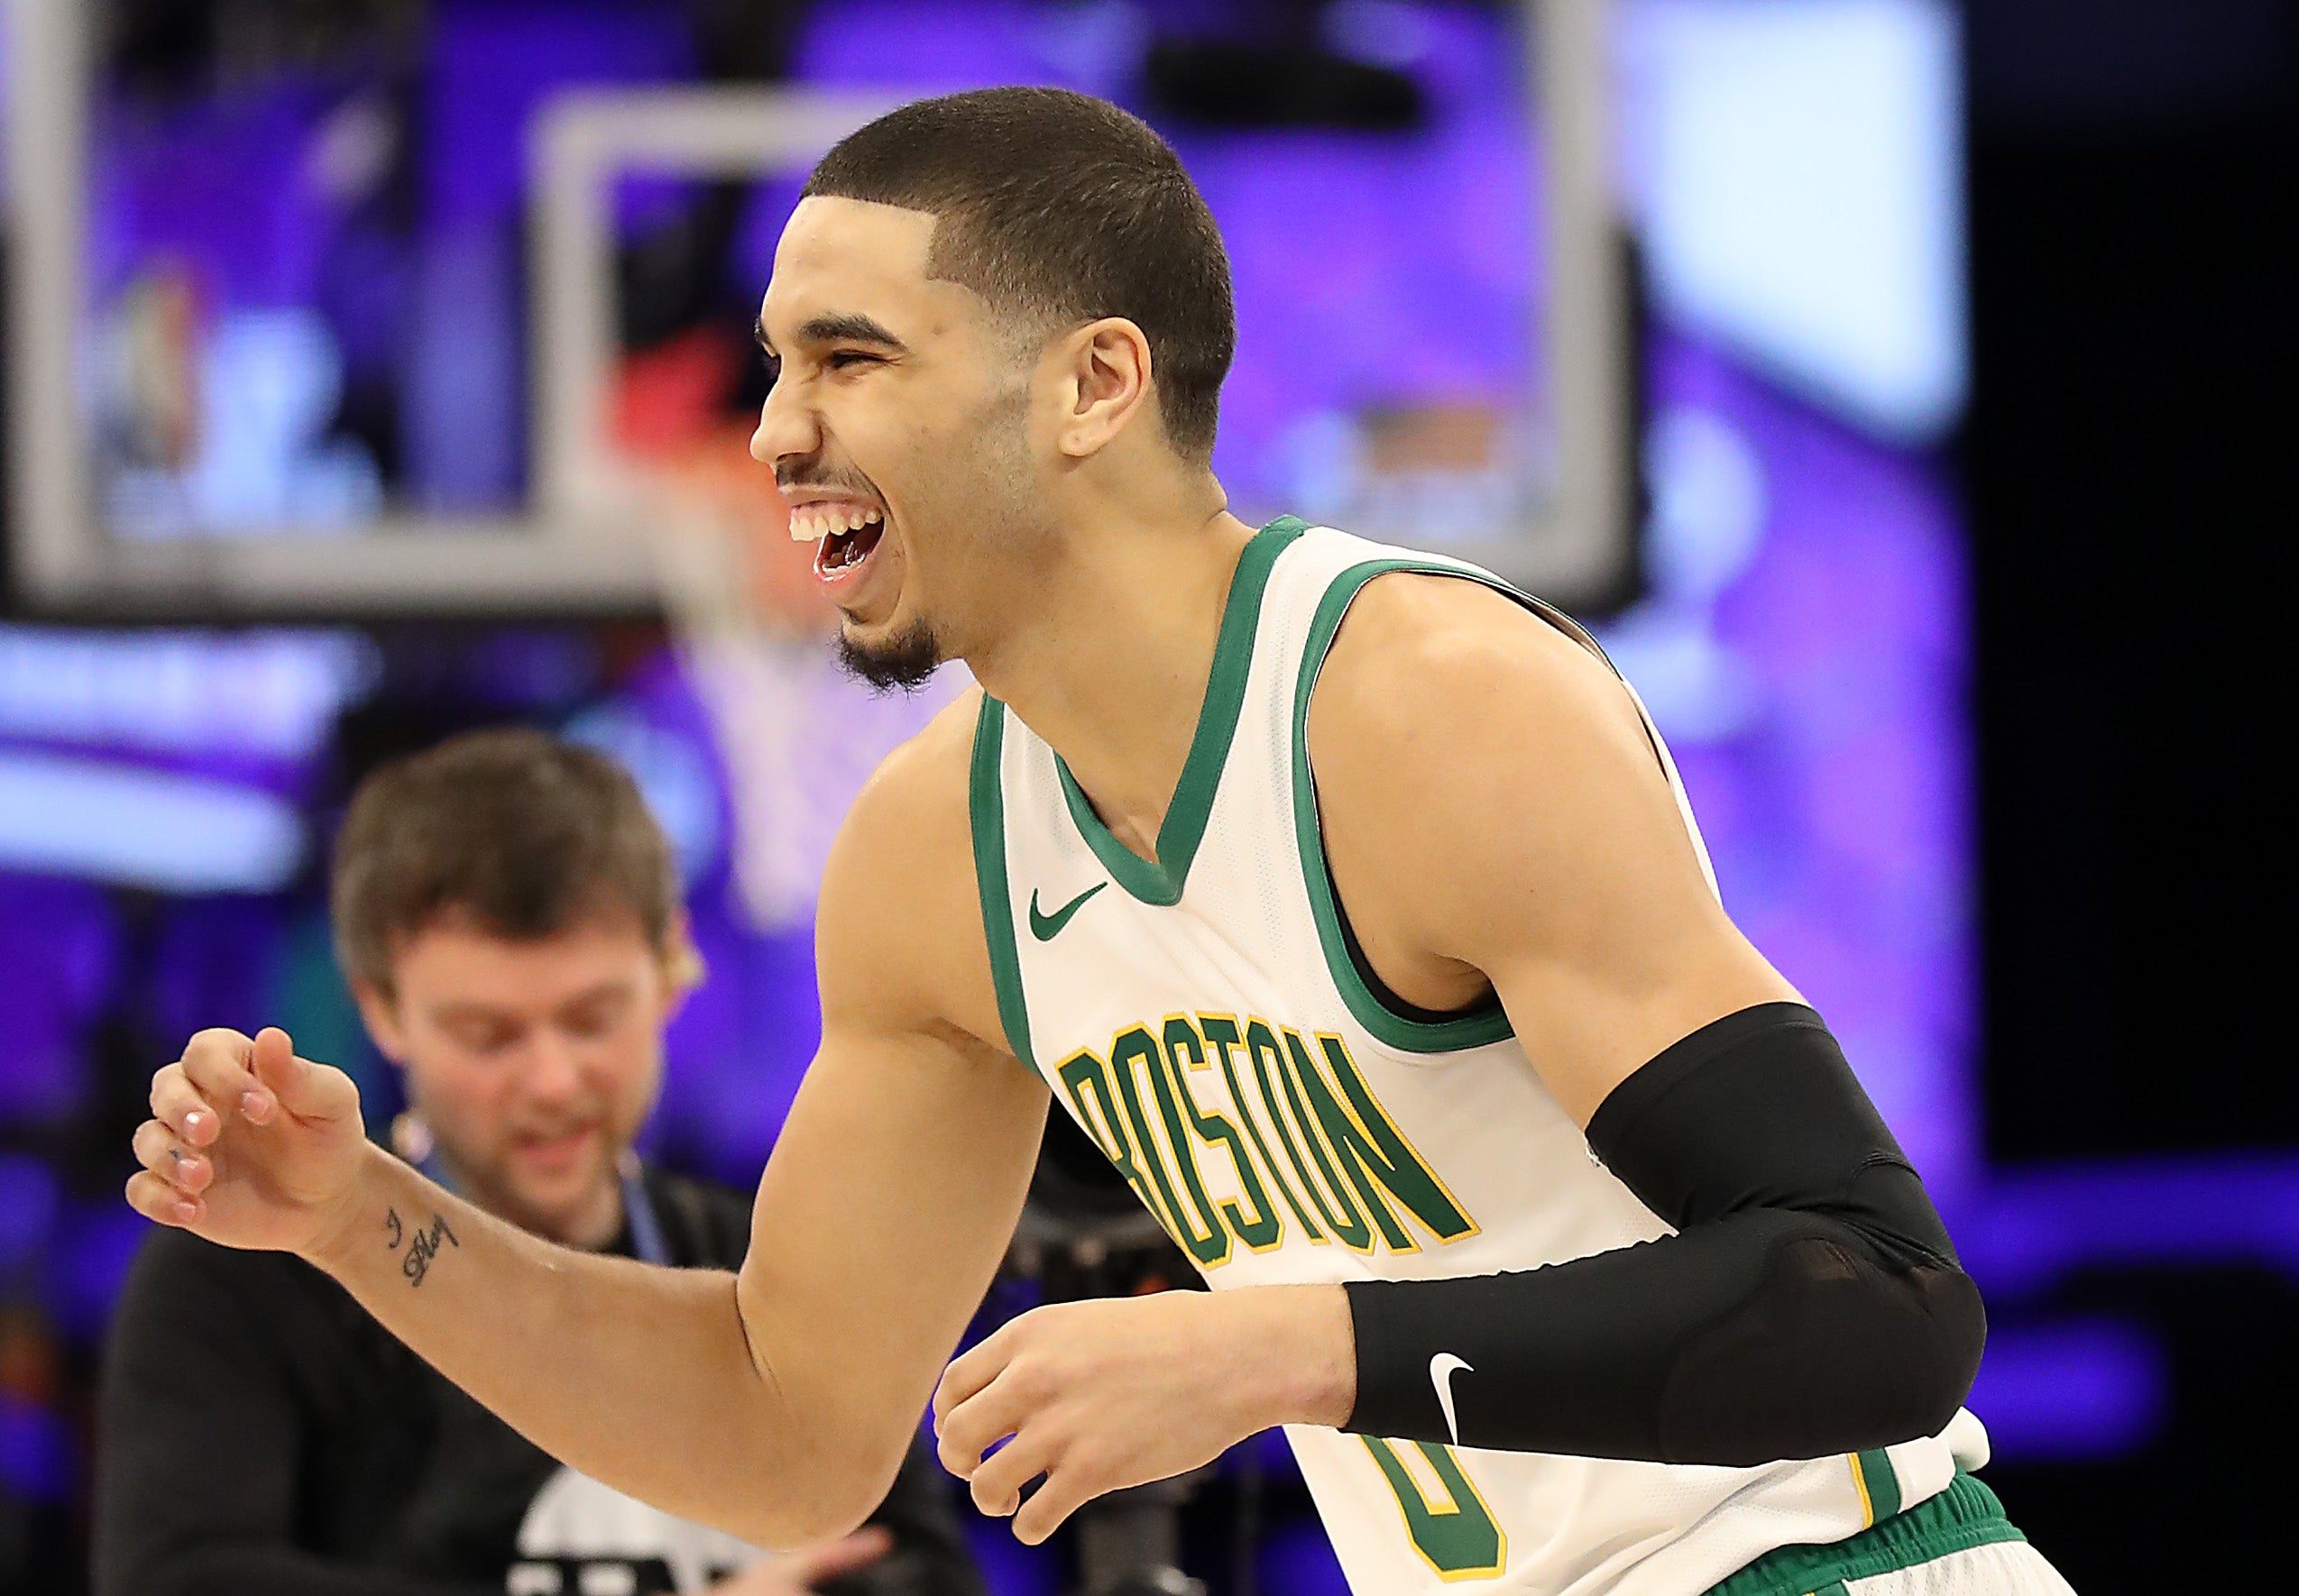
[{"xmin": 382, "ymin": 1205, "xmax": 459, "ymax": 1287}]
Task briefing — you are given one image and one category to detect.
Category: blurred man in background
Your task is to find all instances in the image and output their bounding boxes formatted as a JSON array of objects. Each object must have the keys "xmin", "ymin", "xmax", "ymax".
[{"xmin": 96, "ymin": 729, "xmax": 984, "ymax": 1596}]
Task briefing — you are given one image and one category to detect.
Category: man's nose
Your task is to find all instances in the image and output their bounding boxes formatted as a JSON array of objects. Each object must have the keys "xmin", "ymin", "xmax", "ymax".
[
  {"xmin": 749, "ymin": 369, "xmax": 821, "ymax": 467},
  {"xmin": 520, "ymin": 1032, "xmax": 584, "ymax": 1101}
]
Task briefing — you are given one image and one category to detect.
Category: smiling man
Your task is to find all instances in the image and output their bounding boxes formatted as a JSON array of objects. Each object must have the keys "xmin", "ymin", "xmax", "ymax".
[
  {"xmin": 128, "ymin": 89, "xmax": 2074, "ymax": 1595},
  {"xmin": 97, "ymin": 729, "xmax": 980, "ymax": 1596}
]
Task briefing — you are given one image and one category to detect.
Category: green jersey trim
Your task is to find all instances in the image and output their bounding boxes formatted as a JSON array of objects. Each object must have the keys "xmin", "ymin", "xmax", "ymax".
[
  {"xmin": 1853, "ymin": 1446, "xmax": 1904, "ymax": 1524},
  {"xmin": 968, "ymin": 695, "xmax": 1035, "ymax": 1069},
  {"xmin": 1701, "ymin": 1472, "xmax": 2025, "ymax": 1596},
  {"xmin": 1053, "ymin": 517, "xmax": 1307, "ymax": 907},
  {"xmin": 1291, "ymin": 557, "xmax": 1519, "ymax": 1053}
]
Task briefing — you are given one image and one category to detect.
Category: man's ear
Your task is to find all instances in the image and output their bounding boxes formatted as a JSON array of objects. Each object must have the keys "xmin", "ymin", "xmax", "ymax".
[
  {"xmin": 1053, "ymin": 317, "xmax": 1156, "ymax": 460},
  {"xmin": 351, "ymin": 975, "xmax": 409, "ymax": 1064}
]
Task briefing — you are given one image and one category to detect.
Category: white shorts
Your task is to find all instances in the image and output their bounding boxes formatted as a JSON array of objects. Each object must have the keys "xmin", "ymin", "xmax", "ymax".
[
  {"xmin": 1706, "ymin": 1473, "xmax": 2075, "ymax": 1596},
  {"xmin": 1842, "ymin": 1537, "xmax": 2076, "ymax": 1595}
]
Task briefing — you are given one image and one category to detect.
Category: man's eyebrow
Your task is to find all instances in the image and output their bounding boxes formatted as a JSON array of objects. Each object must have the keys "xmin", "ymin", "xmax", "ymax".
[
  {"xmin": 795, "ymin": 311, "xmax": 910, "ymax": 352},
  {"xmin": 430, "ymin": 1000, "xmax": 521, "ymax": 1027},
  {"xmin": 754, "ymin": 311, "xmax": 911, "ymax": 359},
  {"xmin": 556, "ymin": 977, "xmax": 638, "ymax": 1012}
]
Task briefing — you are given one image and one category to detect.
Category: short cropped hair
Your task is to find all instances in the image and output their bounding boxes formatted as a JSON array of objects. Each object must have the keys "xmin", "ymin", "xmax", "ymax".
[
  {"xmin": 331, "ymin": 729, "xmax": 688, "ymax": 999},
  {"xmin": 803, "ymin": 86, "xmax": 1235, "ymax": 461}
]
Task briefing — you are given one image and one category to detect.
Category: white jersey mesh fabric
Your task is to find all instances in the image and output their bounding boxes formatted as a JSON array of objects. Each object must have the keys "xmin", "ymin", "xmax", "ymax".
[{"xmin": 970, "ymin": 518, "xmax": 1982, "ymax": 1593}]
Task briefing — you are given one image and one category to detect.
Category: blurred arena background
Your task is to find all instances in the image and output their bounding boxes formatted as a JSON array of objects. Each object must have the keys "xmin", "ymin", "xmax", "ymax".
[{"xmin": 0, "ymin": 0, "xmax": 2291, "ymax": 1591}]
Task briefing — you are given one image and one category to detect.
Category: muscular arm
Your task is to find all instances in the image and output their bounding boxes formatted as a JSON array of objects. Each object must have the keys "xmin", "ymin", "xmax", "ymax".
[
  {"xmin": 1307, "ymin": 574, "xmax": 1982, "ymax": 1463},
  {"xmin": 130, "ymin": 696, "xmax": 1049, "ymax": 1546}
]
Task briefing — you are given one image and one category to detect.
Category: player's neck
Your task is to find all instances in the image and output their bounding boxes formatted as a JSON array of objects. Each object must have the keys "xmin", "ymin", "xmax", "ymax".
[{"xmin": 972, "ymin": 495, "xmax": 1257, "ymax": 864}]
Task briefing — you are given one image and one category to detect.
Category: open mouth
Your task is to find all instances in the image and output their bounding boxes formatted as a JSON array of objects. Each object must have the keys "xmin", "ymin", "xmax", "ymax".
[
  {"xmin": 816, "ymin": 518, "xmax": 885, "ymax": 576},
  {"xmin": 786, "ymin": 499, "xmax": 887, "ymax": 584},
  {"xmin": 510, "ymin": 1125, "xmax": 596, "ymax": 1169}
]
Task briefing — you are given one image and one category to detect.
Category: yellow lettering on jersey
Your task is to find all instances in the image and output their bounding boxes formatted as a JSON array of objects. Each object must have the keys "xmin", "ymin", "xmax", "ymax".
[
  {"xmin": 1111, "ymin": 1026, "xmax": 1230, "ymax": 1269},
  {"xmin": 1393, "ymin": 1434, "xmax": 1462, "ymax": 1513},
  {"xmin": 1278, "ymin": 1027, "xmax": 1379, "ymax": 1252},
  {"xmin": 1363, "ymin": 1437, "xmax": 1510, "ymax": 1581},
  {"xmin": 1159, "ymin": 1017, "xmax": 1283, "ymax": 1253},
  {"xmin": 1199, "ymin": 1013, "xmax": 1328, "ymax": 1244},
  {"xmin": 1053, "ymin": 1046, "xmax": 1182, "ymax": 1243},
  {"xmin": 1043, "ymin": 1014, "xmax": 1478, "ymax": 1271},
  {"xmin": 1300, "ymin": 1032, "xmax": 1479, "ymax": 1248},
  {"xmin": 1247, "ymin": 1018, "xmax": 1372, "ymax": 1250}
]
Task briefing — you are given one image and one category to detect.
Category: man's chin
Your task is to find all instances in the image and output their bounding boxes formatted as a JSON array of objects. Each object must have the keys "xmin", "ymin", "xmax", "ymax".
[
  {"xmin": 498, "ymin": 1150, "xmax": 615, "ymax": 1231},
  {"xmin": 835, "ymin": 614, "xmax": 943, "ymax": 692},
  {"xmin": 501, "ymin": 1181, "xmax": 615, "ymax": 1245}
]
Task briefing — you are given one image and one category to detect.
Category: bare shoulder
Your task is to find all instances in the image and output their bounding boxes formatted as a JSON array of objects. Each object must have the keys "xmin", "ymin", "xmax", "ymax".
[
  {"xmin": 1307, "ymin": 571, "xmax": 1659, "ymax": 812},
  {"xmin": 1305, "ymin": 571, "xmax": 1710, "ymax": 960},
  {"xmin": 1307, "ymin": 572, "xmax": 1790, "ymax": 1118},
  {"xmin": 816, "ymin": 686, "xmax": 1006, "ymax": 1052}
]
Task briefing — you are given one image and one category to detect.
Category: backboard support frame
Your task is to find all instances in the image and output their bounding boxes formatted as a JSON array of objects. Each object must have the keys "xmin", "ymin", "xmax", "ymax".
[{"xmin": 6, "ymin": 1, "xmax": 1629, "ymax": 619}]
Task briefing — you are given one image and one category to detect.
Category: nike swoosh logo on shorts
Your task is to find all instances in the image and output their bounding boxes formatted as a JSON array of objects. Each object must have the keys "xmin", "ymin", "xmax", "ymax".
[
  {"xmin": 1430, "ymin": 1353, "xmax": 1472, "ymax": 1445},
  {"xmin": 1028, "ymin": 882, "xmax": 1107, "ymax": 941}
]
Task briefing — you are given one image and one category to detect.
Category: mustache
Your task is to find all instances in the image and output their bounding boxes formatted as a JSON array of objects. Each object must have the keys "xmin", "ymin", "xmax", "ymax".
[{"xmin": 775, "ymin": 460, "xmax": 881, "ymax": 498}]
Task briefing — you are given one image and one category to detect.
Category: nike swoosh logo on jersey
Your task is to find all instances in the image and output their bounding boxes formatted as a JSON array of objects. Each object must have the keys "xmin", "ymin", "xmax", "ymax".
[
  {"xmin": 1028, "ymin": 882, "xmax": 1107, "ymax": 940},
  {"xmin": 1430, "ymin": 1353, "xmax": 1472, "ymax": 1445}
]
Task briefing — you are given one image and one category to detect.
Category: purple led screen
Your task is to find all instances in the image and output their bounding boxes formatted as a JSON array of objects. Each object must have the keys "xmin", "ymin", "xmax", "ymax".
[{"xmin": 1606, "ymin": 334, "xmax": 1976, "ymax": 1205}]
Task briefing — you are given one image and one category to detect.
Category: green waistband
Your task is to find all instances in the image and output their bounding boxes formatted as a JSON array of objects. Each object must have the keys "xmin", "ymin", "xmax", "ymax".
[{"xmin": 1703, "ymin": 1472, "xmax": 2026, "ymax": 1596}]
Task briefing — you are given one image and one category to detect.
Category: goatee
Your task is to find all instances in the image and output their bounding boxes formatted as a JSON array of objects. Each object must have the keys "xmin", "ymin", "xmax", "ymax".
[{"xmin": 834, "ymin": 617, "xmax": 943, "ymax": 693}]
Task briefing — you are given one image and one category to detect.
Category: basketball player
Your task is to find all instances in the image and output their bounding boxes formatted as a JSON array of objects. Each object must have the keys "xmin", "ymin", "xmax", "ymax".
[{"xmin": 125, "ymin": 89, "xmax": 2073, "ymax": 1593}]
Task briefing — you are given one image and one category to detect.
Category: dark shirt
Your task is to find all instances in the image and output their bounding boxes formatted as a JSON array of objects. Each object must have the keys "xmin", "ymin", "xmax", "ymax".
[{"xmin": 95, "ymin": 1165, "xmax": 984, "ymax": 1596}]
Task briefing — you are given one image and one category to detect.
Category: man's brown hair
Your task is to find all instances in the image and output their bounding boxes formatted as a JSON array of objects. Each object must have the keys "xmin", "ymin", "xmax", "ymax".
[
  {"xmin": 802, "ymin": 85, "xmax": 1236, "ymax": 462},
  {"xmin": 331, "ymin": 728, "xmax": 689, "ymax": 999}
]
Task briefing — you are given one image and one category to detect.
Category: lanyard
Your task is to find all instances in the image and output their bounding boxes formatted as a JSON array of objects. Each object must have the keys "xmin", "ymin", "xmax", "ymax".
[{"xmin": 414, "ymin": 1134, "xmax": 669, "ymax": 1267}]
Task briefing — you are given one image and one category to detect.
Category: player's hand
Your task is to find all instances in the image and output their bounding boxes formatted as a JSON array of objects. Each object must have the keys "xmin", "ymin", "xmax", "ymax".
[
  {"xmin": 932, "ymin": 1286, "xmax": 1354, "ymax": 1545},
  {"xmin": 125, "ymin": 1026, "xmax": 370, "ymax": 1257},
  {"xmin": 712, "ymin": 1527, "xmax": 892, "ymax": 1593}
]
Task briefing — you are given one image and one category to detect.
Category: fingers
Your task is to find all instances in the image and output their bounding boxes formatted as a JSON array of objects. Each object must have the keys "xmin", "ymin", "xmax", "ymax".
[
  {"xmin": 149, "ymin": 1065, "xmax": 221, "ymax": 1148},
  {"xmin": 125, "ymin": 1169, "xmax": 203, "ymax": 1227},
  {"xmin": 777, "ymin": 1527, "xmax": 892, "ymax": 1587},
  {"xmin": 935, "ymin": 1370, "xmax": 1032, "ymax": 1479},
  {"xmin": 932, "ymin": 1320, "xmax": 1012, "ymax": 1433},
  {"xmin": 132, "ymin": 1119, "xmax": 212, "ymax": 1194},
  {"xmin": 177, "ymin": 1028, "xmax": 273, "ymax": 1124},
  {"xmin": 164, "ymin": 1025, "xmax": 349, "ymax": 1133},
  {"xmin": 1011, "ymin": 1453, "xmax": 1100, "ymax": 1546},
  {"xmin": 966, "ymin": 1429, "xmax": 1056, "ymax": 1519},
  {"xmin": 931, "ymin": 1311, "xmax": 1088, "ymax": 1530},
  {"xmin": 250, "ymin": 1026, "xmax": 358, "ymax": 1124}
]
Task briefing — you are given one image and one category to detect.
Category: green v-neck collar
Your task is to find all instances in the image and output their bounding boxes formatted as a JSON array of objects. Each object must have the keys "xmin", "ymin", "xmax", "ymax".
[{"xmin": 1052, "ymin": 516, "xmax": 1307, "ymax": 906}]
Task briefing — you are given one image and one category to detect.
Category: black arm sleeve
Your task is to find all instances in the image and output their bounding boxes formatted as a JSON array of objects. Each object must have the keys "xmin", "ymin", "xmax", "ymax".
[
  {"xmin": 93, "ymin": 1233, "xmax": 500, "ymax": 1596},
  {"xmin": 1342, "ymin": 1003, "xmax": 1984, "ymax": 1465}
]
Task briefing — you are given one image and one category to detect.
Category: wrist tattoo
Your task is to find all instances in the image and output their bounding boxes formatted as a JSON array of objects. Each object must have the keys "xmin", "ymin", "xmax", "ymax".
[{"xmin": 383, "ymin": 1205, "xmax": 459, "ymax": 1287}]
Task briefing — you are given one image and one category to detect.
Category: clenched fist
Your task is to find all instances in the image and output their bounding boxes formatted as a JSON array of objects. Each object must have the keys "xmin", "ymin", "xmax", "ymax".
[
  {"xmin": 931, "ymin": 1285, "xmax": 1356, "ymax": 1545},
  {"xmin": 126, "ymin": 1026, "xmax": 371, "ymax": 1257}
]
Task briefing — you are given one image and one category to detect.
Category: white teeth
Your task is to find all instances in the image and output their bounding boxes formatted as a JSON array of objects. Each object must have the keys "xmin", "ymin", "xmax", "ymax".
[{"xmin": 784, "ymin": 502, "xmax": 883, "ymax": 543}]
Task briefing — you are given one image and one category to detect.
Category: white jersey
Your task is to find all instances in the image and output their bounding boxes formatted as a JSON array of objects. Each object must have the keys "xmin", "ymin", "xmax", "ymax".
[{"xmin": 968, "ymin": 519, "xmax": 1986, "ymax": 1595}]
